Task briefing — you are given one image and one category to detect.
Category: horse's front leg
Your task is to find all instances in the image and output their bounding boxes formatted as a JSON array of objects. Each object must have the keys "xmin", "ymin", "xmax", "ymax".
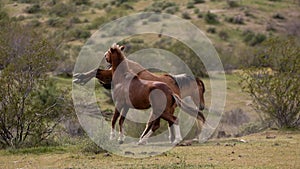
[
  {"xmin": 118, "ymin": 107, "xmax": 129, "ymax": 144},
  {"xmin": 110, "ymin": 108, "xmax": 121, "ymax": 140}
]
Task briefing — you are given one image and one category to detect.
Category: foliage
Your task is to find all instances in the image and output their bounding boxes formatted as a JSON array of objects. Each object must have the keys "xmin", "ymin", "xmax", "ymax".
[
  {"xmin": 49, "ymin": 2, "xmax": 76, "ymax": 17},
  {"xmin": 144, "ymin": 1, "xmax": 178, "ymax": 13},
  {"xmin": 241, "ymin": 37, "xmax": 300, "ymax": 128},
  {"xmin": 243, "ymin": 30, "xmax": 266, "ymax": 46},
  {"xmin": 227, "ymin": 0, "xmax": 239, "ymax": 8},
  {"xmin": 182, "ymin": 12, "xmax": 191, "ymax": 19},
  {"xmin": 72, "ymin": 0, "xmax": 90, "ymax": 6},
  {"xmin": 0, "ymin": 22, "xmax": 73, "ymax": 148},
  {"xmin": 205, "ymin": 11, "xmax": 219, "ymax": 24},
  {"xmin": 193, "ymin": 0, "xmax": 205, "ymax": 4},
  {"xmin": 24, "ymin": 4, "xmax": 41, "ymax": 14}
]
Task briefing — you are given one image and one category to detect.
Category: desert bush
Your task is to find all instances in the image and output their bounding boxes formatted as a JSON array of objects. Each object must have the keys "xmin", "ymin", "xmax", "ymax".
[
  {"xmin": 0, "ymin": 3, "xmax": 9, "ymax": 22},
  {"xmin": 27, "ymin": 19, "xmax": 41, "ymax": 27},
  {"xmin": 165, "ymin": 6, "xmax": 178, "ymax": 14},
  {"xmin": 144, "ymin": 1, "xmax": 177, "ymax": 13},
  {"xmin": 0, "ymin": 22, "xmax": 73, "ymax": 148},
  {"xmin": 182, "ymin": 12, "xmax": 191, "ymax": 19},
  {"xmin": 243, "ymin": 30, "xmax": 266, "ymax": 46},
  {"xmin": 205, "ymin": 11, "xmax": 219, "ymax": 24},
  {"xmin": 207, "ymin": 27, "xmax": 216, "ymax": 33},
  {"xmin": 24, "ymin": 4, "xmax": 41, "ymax": 13},
  {"xmin": 187, "ymin": 2, "xmax": 195, "ymax": 9},
  {"xmin": 148, "ymin": 14, "xmax": 161, "ymax": 22},
  {"xmin": 227, "ymin": 0, "xmax": 239, "ymax": 8},
  {"xmin": 72, "ymin": 0, "xmax": 90, "ymax": 6},
  {"xmin": 47, "ymin": 17, "xmax": 64, "ymax": 27},
  {"xmin": 49, "ymin": 3, "xmax": 75, "ymax": 17},
  {"xmin": 241, "ymin": 37, "xmax": 300, "ymax": 128},
  {"xmin": 272, "ymin": 13, "xmax": 285, "ymax": 20},
  {"xmin": 218, "ymin": 30, "xmax": 229, "ymax": 40},
  {"xmin": 226, "ymin": 15, "xmax": 244, "ymax": 24},
  {"xmin": 68, "ymin": 28, "xmax": 91, "ymax": 39},
  {"xmin": 69, "ymin": 16, "xmax": 81, "ymax": 24},
  {"xmin": 194, "ymin": 0, "xmax": 205, "ymax": 4}
]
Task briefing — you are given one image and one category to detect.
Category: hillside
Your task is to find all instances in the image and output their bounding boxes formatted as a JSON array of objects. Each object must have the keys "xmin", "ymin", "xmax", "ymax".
[{"xmin": 1, "ymin": 0, "xmax": 299, "ymax": 71}]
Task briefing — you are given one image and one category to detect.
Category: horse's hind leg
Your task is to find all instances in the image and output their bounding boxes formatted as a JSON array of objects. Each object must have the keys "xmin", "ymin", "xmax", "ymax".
[
  {"xmin": 110, "ymin": 108, "xmax": 120, "ymax": 140},
  {"xmin": 138, "ymin": 113, "xmax": 158, "ymax": 145},
  {"xmin": 118, "ymin": 107, "xmax": 129, "ymax": 144},
  {"xmin": 168, "ymin": 122, "xmax": 175, "ymax": 143},
  {"xmin": 161, "ymin": 113, "xmax": 182, "ymax": 144}
]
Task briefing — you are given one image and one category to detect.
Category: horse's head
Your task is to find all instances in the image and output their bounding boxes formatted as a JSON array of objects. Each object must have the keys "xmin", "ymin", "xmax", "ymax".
[{"xmin": 104, "ymin": 43, "xmax": 125, "ymax": 65}]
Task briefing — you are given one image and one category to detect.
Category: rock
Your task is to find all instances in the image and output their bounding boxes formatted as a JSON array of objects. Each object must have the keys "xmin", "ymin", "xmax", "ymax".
[
  {"xmin": 124, "ymin": 151, "xmax": 135, "ymax": 155},
  {"xmin": 239, "ymin": 139, "xmax": 247, "ymax": 143},
  {"xmin": 266, "ymin": 135, "xmax": 276, "ymax": 139},
  {"xmin": 103, "ymin": 153, "xmax": 111, "ymax": 157}
]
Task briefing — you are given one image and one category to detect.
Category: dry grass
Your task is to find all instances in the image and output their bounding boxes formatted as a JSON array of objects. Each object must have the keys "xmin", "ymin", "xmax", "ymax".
[{"xmin": 0, "ymin": 130, "xmax": 299, "ymax": 169}]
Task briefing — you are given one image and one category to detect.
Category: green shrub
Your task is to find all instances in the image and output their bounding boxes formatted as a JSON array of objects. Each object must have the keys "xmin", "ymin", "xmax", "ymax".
[
  {"xmin": 186, "ymin": 2, "xmax": 194, "ymax": 9},
  {"xmin": 165, "ymin": 6, "xmax": 178, "ymax": 14},
  {"xmin": 182, "ymin": 12, "xmax": 191, "ymax": 19},
  {"xmin": 28, "ymin": 19, "xmax": 41, "ymax": 27},
  {"xmin": 226, "ymin": 15, "xmax": 244, "ymax": 24},
  {"xmin": 49, "ymin": 3, "xmax": 75, "ymax": 17},
  {"xmin": 24, "ymin": 4, "xmax": 41, "ymax": 14},
  {"xmin": 243, "ymin": 30, "xmax": 266, "ymax": 46},
  {"xmin": 227, "ymin": 0, "xmax": 239, "ymax": 8},
  {"xmin": 194, "ymin": 8, "xmax": 199, "ymax": 14},
  {"xmin": 241, "ymin": 37, "xmax": 300, "ymax": 128},
  {"xmin": 47, "ymin": 17, "xmax": 64, "ymax": 27},
  {"xmin": 148, "ymin": 14, "xmax": 161, "ymax": 22},
  {"xmin": 205, "ymin": 11, "xmax": 219, "ymax": 24},
  {"xmin": 70, "ymin": 16, "xmax": 81, "ymax": 24},
  {"xmin": 207, "ymin": 27, "xmax": 216, "ymax": 33},
  {"xmin": 72, "ymin": 0, "xmax": 90, "ymax": 5},
  {"xmin": 69, "ymin": 28, "xmax": 91, "ymax": 39},
  {"xmin": 218, "ymin": 30, "xmax": 229, "ymax": 40},
  {"xmin": 273, "ymin": 13, "xmax": 285, "ymax": 20},
  {"xmin": 193, "ymin": 0, "xmax": 205, "ymax": 4},
  {"xmin": 145, "ymin": 1, "xmax": 178, "ymax": 13}
]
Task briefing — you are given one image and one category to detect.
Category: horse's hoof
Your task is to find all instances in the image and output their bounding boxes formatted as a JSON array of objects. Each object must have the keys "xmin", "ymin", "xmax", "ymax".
[
  {"xmin": 118, "ymin": 140, "xmax": 124, "ymax": 144},
  {"xmin": 172, "ymin": 139, "xmax": 182, "ymax": 145},
  {"xmin": 137, "ymin": 140, "xmax": 147, "ymax": 145}
]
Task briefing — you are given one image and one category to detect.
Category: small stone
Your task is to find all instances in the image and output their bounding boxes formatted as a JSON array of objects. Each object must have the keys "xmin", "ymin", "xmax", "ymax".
[
  {"xmin": 103, "ymin": 153, "xmax": 111, "ymax": 157},
  {"xmin": 238, "ymin": 155, "xmax": 242, "ymax": 158},
  {"xmin": 124, "ymin": 151, "xmax": 135, "ymax": 155}
]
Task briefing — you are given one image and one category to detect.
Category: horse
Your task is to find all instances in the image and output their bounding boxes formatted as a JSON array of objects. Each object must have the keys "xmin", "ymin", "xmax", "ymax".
[
  {"xmin": 73, "ymin": 47, "xmax": 206, "ymax": 143},
  {"xmin": 104, "ymin": 43, "xmax": 205, "ymax": 145}
]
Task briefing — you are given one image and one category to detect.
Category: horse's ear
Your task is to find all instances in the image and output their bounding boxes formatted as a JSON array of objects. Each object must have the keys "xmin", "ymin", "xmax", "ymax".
[
  {"xmin": 120, "ymin": 46, "xmax": 125, "ymax": 51},
  {"xmin": 110, "ymin": 47, "xmax": 114, "ymax": 52}
]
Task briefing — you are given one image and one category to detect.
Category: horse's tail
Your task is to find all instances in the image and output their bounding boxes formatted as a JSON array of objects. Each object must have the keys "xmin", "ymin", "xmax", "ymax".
[{"xmin": 172, "ymin": 94, "xmax": 205, "ymax": 123}]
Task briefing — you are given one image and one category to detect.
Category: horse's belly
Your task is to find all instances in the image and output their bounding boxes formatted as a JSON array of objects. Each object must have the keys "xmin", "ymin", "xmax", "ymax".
[{"xmin": 129, "ymin": 97, "xmax": 151, "ymax": 109}]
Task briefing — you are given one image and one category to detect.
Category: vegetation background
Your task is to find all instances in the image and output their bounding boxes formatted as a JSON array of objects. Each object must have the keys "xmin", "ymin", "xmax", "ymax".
[{"xmin": 0, "ymin": 0, "xmax": 299, "ymax": 168}]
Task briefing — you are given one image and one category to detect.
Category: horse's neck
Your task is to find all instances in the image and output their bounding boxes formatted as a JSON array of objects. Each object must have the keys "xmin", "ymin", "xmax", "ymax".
[{"xmin": 112, "ymin": 58, "xmax": 133, "ymax": 82}]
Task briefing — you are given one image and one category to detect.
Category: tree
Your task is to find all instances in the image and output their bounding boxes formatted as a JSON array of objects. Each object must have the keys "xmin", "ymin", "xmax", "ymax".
[
  {"xmin": 0, "ymin": 22, "xmax": 73, "ymax": 148},
  {"xmin": 241, "ymin": 37, "xmax": 300, "ymax": 128}
]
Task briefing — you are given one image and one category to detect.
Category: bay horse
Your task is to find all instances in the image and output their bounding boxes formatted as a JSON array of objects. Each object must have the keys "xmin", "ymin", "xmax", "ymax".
[
  {"xmin": 104, "ymin": 43, "xmax": 205, "ymax": 145},
  {"xmin": 73, "ymin": 47, "xmax": 206, "ymax": 143}
]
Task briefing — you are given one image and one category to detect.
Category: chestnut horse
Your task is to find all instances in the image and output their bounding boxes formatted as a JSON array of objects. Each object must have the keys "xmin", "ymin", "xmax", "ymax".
[
  {"xmin": 74, "ymin": 47, "xmax": 206, "ymax": 143},
  {"xmin": 103, "ymin": 43, "xmax": 205, "ymax": 144}
]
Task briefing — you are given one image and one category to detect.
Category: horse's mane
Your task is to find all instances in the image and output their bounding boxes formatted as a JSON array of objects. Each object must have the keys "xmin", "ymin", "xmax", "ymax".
[
  {"xmin": 167, "ymin": 74, "xmax": 205, "ymax": 93},
  {"xmin": 111, "ymin": 43, "xmax": 126, "ymax": 60}
]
